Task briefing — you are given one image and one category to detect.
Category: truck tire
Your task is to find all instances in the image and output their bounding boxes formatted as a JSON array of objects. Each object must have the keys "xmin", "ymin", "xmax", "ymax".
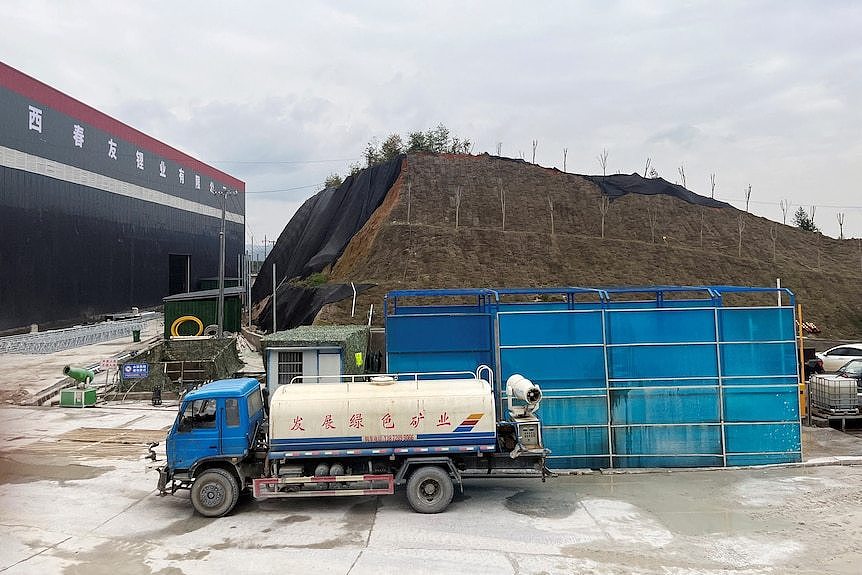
[
  {"xmin": 191, "ymin": 469, "xmax": 239, "ymax": 518},
  {"xmin": 406, "ymin": 466, "xmax": 454, "ymax": 514}
]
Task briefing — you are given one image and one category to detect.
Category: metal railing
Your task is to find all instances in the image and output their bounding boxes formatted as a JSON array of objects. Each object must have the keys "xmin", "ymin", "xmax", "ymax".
[{"xmin": 0, "ymin": 314, "xmax": 162, "ymax": 354}]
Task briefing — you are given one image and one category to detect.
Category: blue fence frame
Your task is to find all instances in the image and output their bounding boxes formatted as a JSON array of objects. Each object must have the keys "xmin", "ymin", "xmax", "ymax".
[{"xmin": 385, "ymin": 286, "xmax": 801, "ymax": 469}]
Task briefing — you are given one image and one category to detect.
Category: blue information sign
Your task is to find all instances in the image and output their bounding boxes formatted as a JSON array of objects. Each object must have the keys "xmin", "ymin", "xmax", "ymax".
[{"xmin": 122, "ymin": 363, "xmax": 149, "ymax": 379}]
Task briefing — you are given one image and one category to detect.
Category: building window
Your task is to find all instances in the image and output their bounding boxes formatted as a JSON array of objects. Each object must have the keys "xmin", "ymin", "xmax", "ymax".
[{"xmin": 278, "ymin": 351, "xmax": 303, "ymax": 385}]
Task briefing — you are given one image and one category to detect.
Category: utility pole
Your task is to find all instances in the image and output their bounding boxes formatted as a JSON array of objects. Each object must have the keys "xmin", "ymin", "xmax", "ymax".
[
  {"xmin": 213, "ymin": 185, "xmax": 238, "ymax": 338},
  {"xmin": 249, "ymin": 232, "xmax": 254, "ymax": 272}
]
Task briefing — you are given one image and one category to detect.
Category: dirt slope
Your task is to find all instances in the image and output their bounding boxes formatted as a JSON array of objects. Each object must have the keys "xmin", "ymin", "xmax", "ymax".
[{"xmin": 316, "ymin": 153, "xmax": 861, "ymax": 339}]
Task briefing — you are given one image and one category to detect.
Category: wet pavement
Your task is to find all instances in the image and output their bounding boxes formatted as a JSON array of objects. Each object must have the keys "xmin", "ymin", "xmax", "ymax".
[
  {"xmin": 1, "ymin": 403, "xmax": 861, "ymax": 574},
  {"xmin": 2, "ymin": 325, "xmax": 861, "ymax": 573}
]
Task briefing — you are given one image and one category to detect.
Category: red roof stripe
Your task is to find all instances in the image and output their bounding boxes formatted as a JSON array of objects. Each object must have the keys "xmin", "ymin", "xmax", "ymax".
[{"xmin": 0, "ymin": 61, "xmax": 244, "ymax": 191}]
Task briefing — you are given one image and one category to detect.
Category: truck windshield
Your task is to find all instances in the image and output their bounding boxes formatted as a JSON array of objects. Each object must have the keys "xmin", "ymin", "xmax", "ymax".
[{"xmin": 180, "ymin": 399, "xmax": 217, "ymax": 430}]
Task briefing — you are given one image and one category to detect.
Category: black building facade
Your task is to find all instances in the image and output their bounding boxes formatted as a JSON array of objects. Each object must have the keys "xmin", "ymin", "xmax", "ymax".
[{"xmin": 0, "ymin": 62, "xmax": 245, "ymax": 332}]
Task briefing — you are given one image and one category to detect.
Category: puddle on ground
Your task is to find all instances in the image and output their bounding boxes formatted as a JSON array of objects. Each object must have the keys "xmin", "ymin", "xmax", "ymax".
[
  {"xmin": 505, "ymin": 490, "xmax": 575, "ymax": 519},
  {"xmin": 0, "ymin": 456, "xmax": 113, "ymax": 485},
  {"xmin": 343, "ymin": 499, "xmax": 376, "ymax": 531},
  {"xmin": 56, "ymin": 540, "xmax": 154, "ymax": 575},
  {"xmin": 164, "ymin": 548, "xmax": 210, "ymax": 561},
  {"xmin": 290, "ymin": 499, "xmax": 375, "ymax": 549},
  {"xmin": 212, "ymin": 499, "xmax": 377, "ymax": 551},
  {"xmin": 145, "ymin": 515, "xmax": 212, "ymax": 538},
  {"xmin": 278, "ymin": 514, "xmax": 311, "ymax": 524}
]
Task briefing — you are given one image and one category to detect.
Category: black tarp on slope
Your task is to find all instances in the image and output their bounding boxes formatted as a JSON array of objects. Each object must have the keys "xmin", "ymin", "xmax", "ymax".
[
  {"xmin": 585, "ymin": 173, "xmax": 732, "ymax": 208},
  {"xmin": 252, "ymin": 156, "xmax": 403, "ymax": 329},
  {"xmin": 257, "ymin": 283, "xmax": 375, "ymax": 331}
]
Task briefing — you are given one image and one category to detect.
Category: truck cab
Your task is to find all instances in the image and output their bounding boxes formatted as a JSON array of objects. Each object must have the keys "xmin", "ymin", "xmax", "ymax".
[{"xmin": 159, "ymin": 378, "xmax": 265, "ymax": 511}]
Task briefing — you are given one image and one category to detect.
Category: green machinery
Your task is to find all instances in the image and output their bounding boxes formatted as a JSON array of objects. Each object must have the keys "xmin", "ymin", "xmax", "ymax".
[{"xmin": 60, "ymin": 365, "xmax": 97, "ymax": 408}]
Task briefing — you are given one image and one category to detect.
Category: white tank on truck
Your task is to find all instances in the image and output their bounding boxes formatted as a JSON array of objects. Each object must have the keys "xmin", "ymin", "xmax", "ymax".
[
  {"xmin": 154, "ymin": 368, "xmax": 549, "ymax": 517},
  {"xmin": 268, "ymin": 376, "xmax": 497, "ymax": 458}
]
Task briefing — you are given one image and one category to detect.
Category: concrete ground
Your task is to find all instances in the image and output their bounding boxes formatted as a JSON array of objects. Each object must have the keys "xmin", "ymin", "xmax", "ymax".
[
  {"xmin": 0, "ymin": 318, "xmax": 164, "ymax": 404},
  {"xmin": 2, "ymin": 329, "xmax": 862, "ymax": 573},
  {"xmin": 1, "ymin": 403, "xmax": 862, "ymax": 575}
]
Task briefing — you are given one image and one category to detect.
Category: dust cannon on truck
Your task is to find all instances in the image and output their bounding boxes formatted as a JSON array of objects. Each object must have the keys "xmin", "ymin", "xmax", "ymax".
[{"xmin": 154, "ymin": 367, "xmax": 550, "ymax": 516}]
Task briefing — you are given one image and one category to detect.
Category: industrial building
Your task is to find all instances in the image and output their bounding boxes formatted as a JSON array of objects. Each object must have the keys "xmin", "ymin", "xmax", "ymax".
[{"xmin": 0, "ymin": 62, "xmax": 245, "ymax": 333}]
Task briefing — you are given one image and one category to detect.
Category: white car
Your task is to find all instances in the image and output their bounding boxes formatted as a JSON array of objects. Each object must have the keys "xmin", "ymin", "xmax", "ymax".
[{"xmin": 816, "ymin": 343, "xmax": 862, "ymax": 372}]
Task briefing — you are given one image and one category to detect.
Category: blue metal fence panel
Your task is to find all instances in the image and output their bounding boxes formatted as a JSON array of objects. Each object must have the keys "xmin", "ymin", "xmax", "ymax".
[
  {"xmin": 386, "ymin": 313, "xmax": 494, "ymax": 375},
  {"xmin": 717, "ymin": 306, "xmax": 800, "ymax": 464},
  {"xmin": 609, "ymin": 388, "xmax": 720, "ymax": 424},
  {"xmin": 606, "ymin": 308, "xmax": 717, "ymax": 344},
  {"xmin": 498, "ymin": 309, "xmax": 609, "ymax": 469},
  {"xmin": 385, "ymin": 286, "xmax": 802, "ymax": 469},
  {"xmin": 499, "ymin": 309, "xmax": 603, "ymax": 346}
]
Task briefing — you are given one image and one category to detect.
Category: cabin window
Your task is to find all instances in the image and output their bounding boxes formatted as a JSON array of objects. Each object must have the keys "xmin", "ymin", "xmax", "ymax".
[
  {"xmin": 278, "ymin": 351, "xmax": 303, "ymax": 385},
  {"xmin": 225, "ymin": 398, "xmax": 240, "ymax": 427},
  {"xmin": 247, "ymin": 388, "xmax": 263, "ymax": 416}
]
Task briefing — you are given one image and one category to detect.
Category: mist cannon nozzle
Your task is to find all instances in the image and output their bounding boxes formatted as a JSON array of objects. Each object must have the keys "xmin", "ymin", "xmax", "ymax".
[{"xmin": 505, "ymin": 374, "xmax": 542, "ymax": 417}]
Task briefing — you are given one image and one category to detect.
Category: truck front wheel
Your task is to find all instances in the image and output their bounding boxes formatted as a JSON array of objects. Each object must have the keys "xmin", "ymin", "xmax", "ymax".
[
  {"xmin": 191, "ymin": 469, "xmax": 239, "ymax": 518},
  {"xmin": 406, "ymin": 466, "xmax": 454, "ymax": 513}
]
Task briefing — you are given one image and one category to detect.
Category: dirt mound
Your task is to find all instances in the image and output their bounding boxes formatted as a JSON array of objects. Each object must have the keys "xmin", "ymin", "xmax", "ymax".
[{"xmin": 314, "ymin": 153, "xmax": 860, "ymax": 339}]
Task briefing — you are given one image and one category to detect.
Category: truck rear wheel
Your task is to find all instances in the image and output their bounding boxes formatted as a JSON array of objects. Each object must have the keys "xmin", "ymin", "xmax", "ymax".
[
  {"xmin": 406, "ymin": 466, "xmax": 454, "ymax": 514},
  {"xmin": 191, "ymin": 469, "xmax": 239, "ymax": 518}
]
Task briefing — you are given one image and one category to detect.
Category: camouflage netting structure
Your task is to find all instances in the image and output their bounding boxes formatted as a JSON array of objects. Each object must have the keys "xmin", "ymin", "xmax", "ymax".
[
  {"xmin": 261, "ymin": 325, "xmax": 370, "ymax": 376},
  {"xmin": 117, "ymin": 338, "xmax": 244, "ymax": 393}
]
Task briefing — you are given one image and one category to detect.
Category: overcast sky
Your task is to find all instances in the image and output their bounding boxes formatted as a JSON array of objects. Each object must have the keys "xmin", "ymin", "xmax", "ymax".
[{"xmin": 3, "ymin": 1, "xmax": 860, "ymax": 243}]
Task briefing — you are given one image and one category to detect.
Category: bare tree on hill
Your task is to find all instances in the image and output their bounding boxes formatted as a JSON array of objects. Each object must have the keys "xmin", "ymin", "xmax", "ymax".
[
  {"xmin": 406, "ymin": 178, "xmax": 412, "ymax": 225},
  {"xmin": 677, "ymin": 164, "xmax": 686, "ymax": 189},
  {"xmin": 598, "ymin": 148, "xmax": 609, "ymax": 176},
  {"xmin": 644, "ymin": 157, "xmax": 651, "ymax": 178},
  {"xmin": 838, "ymin": 212, "xmax": 845, "ymax": 239},
  {"xmin": 496, "ymin": 142, "xmax": 502, "ymax": 156},
  {"xmin": 499, "ymin": 177, "xmax": 506, "ymax": 231},
  {"xmin": 745, "ymin": 185, "xmax": 752, "ymax": 212},
  {"xmin": 562, "ymin": 148, "xmax": 567, "ymax": 173},
  {"xmin": 547, "ymin": 196, "xmax": 555, "ymax": 236},
  {"xmin": 647, "ymin": 206, "xmax": 658, "ymax": 243},
  {"xmin": 599, "ymin": 194, "xmax": 611, "ymax": 239},
  {"xmin": 532, "ymin": 140, "xmax": 538, "ymax": 164},
  {"xmin": 401, "ymin": 176, "xmax": 414, "ymax": 283},
  {"xmin": 710, "ymin": 173, "xmax": 716, "ymax": 198},
  {"xmin": 454, "ymin": 186, "xmax": 463, "ymax": 229},
  {"xmin": 817, "ymin": 234, "xmax": 822, "ymax": 271},
  {"xmin": 769, "ymin": 224, "xmax": 778, "ymax": 262},
  {"xmin": 780, "ymin": 199, "xmax": 789, "ymax": 225},
  {"xmin": 737, "ymin": 214, "xmax": 746, "ymax": 257}
]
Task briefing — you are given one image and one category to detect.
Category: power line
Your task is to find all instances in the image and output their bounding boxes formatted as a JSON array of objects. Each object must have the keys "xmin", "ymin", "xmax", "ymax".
[
  {"xmin": 244, "ymin": 183, "xmax": 321, "ymax": 194},
  {"xmin": 717, "ymin": 196, "xmax": 862, "ymax": 210},
  {"xmin": 212, "ymin": 157, "xmax": 359, "ymax": 165}
]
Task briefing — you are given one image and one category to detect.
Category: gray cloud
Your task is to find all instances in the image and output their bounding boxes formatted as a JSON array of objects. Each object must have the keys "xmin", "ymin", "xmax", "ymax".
[
  {"xmin": 1, "ymin": 0, "xmax": 860, "ymax": 239},
  {"xmin": 648, "ymin": 125, "xmax": 704, "ymax": 148}
]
